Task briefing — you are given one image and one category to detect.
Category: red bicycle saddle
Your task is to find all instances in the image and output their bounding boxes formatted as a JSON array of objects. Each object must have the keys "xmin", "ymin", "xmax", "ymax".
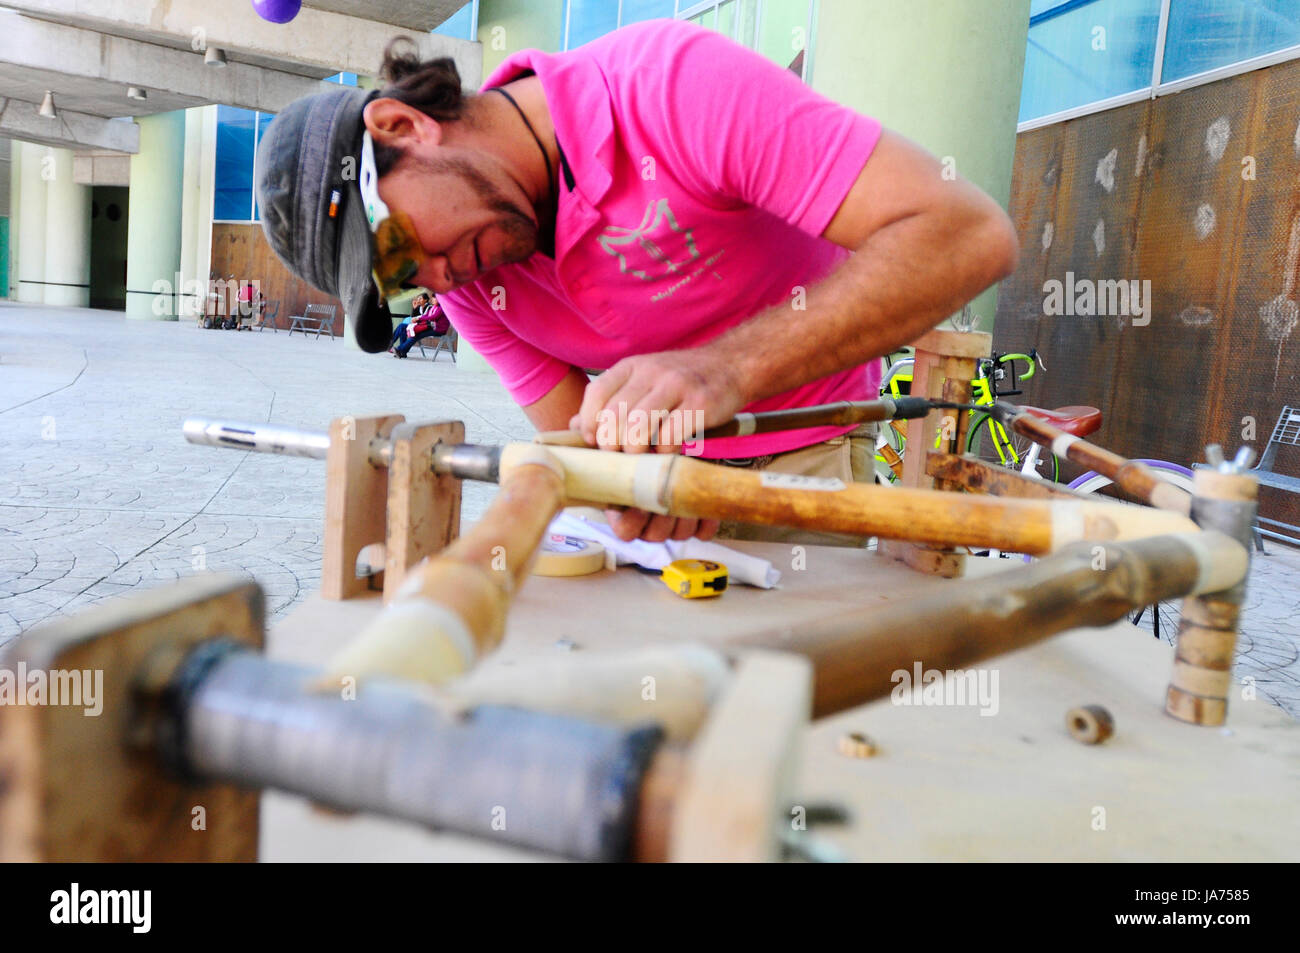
[{"xmin": 1021, "ymin": 405, "xmax": 1103, "ymax": 437}]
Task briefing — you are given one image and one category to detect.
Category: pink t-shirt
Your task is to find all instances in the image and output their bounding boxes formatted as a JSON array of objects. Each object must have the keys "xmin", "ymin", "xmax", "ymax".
[{"xmin": 440, "ymin": 19, "xmax": 883, "ymax": 458}]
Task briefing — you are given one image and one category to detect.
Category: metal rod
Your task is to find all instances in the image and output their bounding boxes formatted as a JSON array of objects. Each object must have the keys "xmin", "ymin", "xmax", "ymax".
[
  {"xmin": 183, "ymin": 418, "xmax": 331, "ymax": 460},
  {"xmin": 168, "ymin": 646, "xmax": 662, "ymax": 862},
  {"xmin": 700, "ymin": 397, "xmax": 942, "ymax": 439}
]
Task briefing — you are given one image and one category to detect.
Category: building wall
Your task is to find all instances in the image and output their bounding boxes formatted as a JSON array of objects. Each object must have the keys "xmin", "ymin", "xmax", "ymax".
[
  {"xmin": 994, "ymin": 55, "xmax": 1300, "ymax": 526},
  {"xmin": 209, "ymin": 223, "xmax": 344, "ymax": 334}
]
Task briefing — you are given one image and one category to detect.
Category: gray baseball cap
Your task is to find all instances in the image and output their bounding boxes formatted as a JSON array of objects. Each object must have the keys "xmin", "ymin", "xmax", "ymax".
[{"xmin": 255, "ymin": 85, "xmax": 394, "ymax": 353}]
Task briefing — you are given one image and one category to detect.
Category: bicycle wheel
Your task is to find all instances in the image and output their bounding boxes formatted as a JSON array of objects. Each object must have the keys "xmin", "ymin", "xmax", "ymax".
[
  {"xmin": 1069, "ymin": 460, "xmax": 1196, "ymax": 644},
  {"xmin": 966, "ymin": 414, "xmax": 1061, "ymax": 482}
]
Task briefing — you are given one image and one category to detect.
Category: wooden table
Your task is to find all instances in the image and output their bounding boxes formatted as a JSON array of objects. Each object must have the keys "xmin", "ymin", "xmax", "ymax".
[{"xmin": 264, "ymin": 540, "xmax": 1300, "ymax": 861}]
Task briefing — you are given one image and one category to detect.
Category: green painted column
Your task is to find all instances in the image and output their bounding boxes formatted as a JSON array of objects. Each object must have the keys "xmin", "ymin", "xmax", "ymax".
[
  {"xmin": 811, "ymin": 0, "xmax": 1029, "ymax": 332},
  {"xmin": 5, "ymin": 140, "xmax": 17, "ymax": 299},
  {"xmin": 126, "ymin": 111, "xmax": 186, "ymax": 320},
  {"xmin": 180, "ymin": 105, "xmax": 218, "ymax": 322},
  {"xmin": 0, "ymin": 217, "xmax": 8, "ymax": 299},
  {"xmin": 16, "ymin": 142, "xmax": 47, "ymax": 305},
  {"xmin": 476, "ymin": 0, "xmax": 563, "ymax": 77},
  {"xmin": 43, "ymin": 148, "xmax": 91, "ymax": 308}
]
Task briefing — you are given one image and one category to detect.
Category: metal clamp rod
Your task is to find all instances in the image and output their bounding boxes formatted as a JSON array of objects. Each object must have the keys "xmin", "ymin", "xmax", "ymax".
[
  {"xmin": 701, "ymin": 397, "xmax": 942, "ymax": 439},
  {"xmin": 183, "ymin": 418, "xmax": 331, "ymax": 460},
  {"xmin": 168, "ymin": 647, "xmax": 662, "ymax": 862}
]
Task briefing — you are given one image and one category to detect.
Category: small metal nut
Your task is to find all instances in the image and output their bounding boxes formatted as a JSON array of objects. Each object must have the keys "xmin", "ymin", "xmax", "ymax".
[
  {"xmin": 1066, "ymin": 705, "xmax": 1114, "ymax": 745},
  {"xmin": 837, "ymin": 731, "xmax": 878, "ymax": 759}
]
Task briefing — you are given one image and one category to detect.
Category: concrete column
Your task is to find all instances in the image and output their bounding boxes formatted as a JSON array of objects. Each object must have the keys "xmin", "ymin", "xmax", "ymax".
[
  {"xmin": 180, "ymin": 105, "xmax": 217, "ymax": 321},
  {"xmin": 16, "ymin": 142, "xmax": 47, "ymax": 304},
  {"xmin": 42, "ymin": 148, "xmax": 91, "ymax": 307},
  {"xmin": 474, "ymin": 0, "xmax": 562, "ymax": 78},
  {"xmin": 811, "ymin": 0, "xmax": 1030, "ymax": 332},
  {"xmin": 126, "ymin": 110, "xmax": 185, "ymax": 320}
]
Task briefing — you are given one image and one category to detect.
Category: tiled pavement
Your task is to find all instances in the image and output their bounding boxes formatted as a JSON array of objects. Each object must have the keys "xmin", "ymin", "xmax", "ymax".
[
  {"xmin": 1, "ymin": 303, "xmax": 1297, "ymax": 717},
  {"xmin": 0, "ymin": 303, "xmax": 532, "ymax": 641}
]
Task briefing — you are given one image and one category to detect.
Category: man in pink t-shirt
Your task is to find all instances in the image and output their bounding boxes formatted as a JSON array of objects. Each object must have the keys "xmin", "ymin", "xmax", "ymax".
[{"xmin": 256, "ymin": 20, "xmax": 1017, "ymax": 543}]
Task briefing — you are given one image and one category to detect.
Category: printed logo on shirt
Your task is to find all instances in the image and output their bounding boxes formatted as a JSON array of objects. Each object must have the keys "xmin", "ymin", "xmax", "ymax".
[{"xmin": 597, "ymin": 198, "xmax": 700, "ymax": 280}]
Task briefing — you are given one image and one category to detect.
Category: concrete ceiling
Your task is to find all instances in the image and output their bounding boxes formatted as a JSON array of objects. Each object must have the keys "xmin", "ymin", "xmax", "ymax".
[
  {"xmin": 0, "ymin": 63, "xmax": 201, "ymax": 119},
  {"xmin": 305, "ymin": 0, "xmax": 466, "ymax": 31},
  {"xmin": 0, "ymin": 1, "xmax": 480, "ymax": 153},
  {"xmin": 5, "ymin": 11, "xmax": 338, "ymax": 79}
]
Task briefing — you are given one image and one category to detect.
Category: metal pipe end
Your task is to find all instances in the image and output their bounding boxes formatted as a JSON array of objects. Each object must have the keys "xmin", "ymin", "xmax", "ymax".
[{"xmin": 182, "ymin": 418, "xmax": 216, "ymax": 445}]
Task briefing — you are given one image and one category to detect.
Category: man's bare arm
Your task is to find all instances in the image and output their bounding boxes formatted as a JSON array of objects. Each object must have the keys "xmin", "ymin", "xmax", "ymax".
[
  {"xmin": 573, "ymin": 130, "xmax": 1021, "ymax": 447},
  {"xmin": 521, "ymin": 367, "xmax": 590, "ymax": 432}
]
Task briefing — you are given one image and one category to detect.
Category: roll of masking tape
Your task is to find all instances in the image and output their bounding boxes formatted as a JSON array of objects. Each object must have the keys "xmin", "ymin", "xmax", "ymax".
[{"xmin": 532, "ymin": 534, "xmax": 607, "ymax": 577}]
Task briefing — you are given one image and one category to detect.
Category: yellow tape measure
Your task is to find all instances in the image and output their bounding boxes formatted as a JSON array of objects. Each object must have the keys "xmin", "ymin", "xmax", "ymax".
[{"xmin": 661, "ymin": 559, "xmax": 728, "ymax": 599}]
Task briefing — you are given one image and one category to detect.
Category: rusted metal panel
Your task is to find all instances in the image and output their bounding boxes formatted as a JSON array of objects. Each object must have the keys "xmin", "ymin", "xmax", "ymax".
[
  {"xmin": 997, "ymin": 57, "xmax": 1300, "ymax": 529},
  {"xmin": 210, "ymin": 223, "xmax": 344, "ymax": 332}
]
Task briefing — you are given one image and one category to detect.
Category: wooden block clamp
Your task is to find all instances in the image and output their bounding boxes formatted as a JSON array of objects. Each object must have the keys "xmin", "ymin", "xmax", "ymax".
[
  {"xmin": 0, "ymin": 575, "xmax": 264, "ymax": 862},
  {"xmin": 185, "ymin": 416, "xmax": 464, "ymax": 604},
  {"xmin": 879, "ymin": 328, "xmax": 991, "ymax": 577}
]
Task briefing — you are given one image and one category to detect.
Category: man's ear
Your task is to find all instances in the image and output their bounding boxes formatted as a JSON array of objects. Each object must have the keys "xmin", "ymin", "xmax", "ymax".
[{"xmin": 363, "ymin": 98, "xmax": 443, "ymax": 151}]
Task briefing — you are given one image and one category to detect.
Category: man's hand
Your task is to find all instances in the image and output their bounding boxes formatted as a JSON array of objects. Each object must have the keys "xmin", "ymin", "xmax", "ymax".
[
  {"xmin": 557, "ymin": 349, "xmax": 734, "ymax": 542},
  {"xmin": 568, "ymin": 346, "xmax": 744, "ymax": 452},
  {"xmin": 604, "ymin": 507, "xmax": 721, "ymax": 543}
]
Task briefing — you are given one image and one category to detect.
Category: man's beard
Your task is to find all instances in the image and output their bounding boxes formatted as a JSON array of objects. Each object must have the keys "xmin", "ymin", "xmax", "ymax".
[{"xmin": 412, "ymin": 153, "xmax": 539, "ymax": 268}]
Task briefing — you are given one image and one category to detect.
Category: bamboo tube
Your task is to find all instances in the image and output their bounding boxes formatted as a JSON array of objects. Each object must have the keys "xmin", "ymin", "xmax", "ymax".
[
  {"xmin": 734, "ymin": 531, "xmax": 1248, "ymax": 718},
  {"xmin": 441, "ymin": 644, "xmax": 731, "ymax": 741},
  {"xmin": 318, "ymin": 447, "xmax": 566, "ymax": 687},
  {"xmin": 1001, "ymin": 406, "xmax": 1192, "ymax": 515},
  {"xmin": 1166, "ymin": 468, "xmax": 1258, "ymax": 726},
  {"xmin": 499, "ymin": 443, "xmax": 1195, "ymax": 553}
]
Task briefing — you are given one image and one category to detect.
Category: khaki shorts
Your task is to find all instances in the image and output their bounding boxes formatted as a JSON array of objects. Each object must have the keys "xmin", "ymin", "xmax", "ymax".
[{"xmin": 712, "ymin": 423, "xmax": 878, "ymax": 547}]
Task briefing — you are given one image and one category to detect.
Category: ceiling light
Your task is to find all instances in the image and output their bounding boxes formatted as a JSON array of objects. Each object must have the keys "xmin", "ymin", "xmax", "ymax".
[
  {"xmin": 204, "ymin": 47, "xmax": 227, "ymax": 67},
  {"xmin": 127, "ymin": 86, "xmax": 148, "ymax": 101},
  {"xmin": 39, "ymin": 90, "xmax": 56, "ymax": 118}
]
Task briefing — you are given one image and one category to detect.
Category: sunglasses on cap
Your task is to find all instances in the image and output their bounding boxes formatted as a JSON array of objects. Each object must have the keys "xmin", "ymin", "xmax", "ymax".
[{"xmin": 359, "ymin": 130, "xmax": 429, "ymax": 300}]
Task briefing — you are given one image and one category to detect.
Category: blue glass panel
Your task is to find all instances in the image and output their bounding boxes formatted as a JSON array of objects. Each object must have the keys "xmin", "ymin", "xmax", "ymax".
[
  {"xmin": 1019, "ymin": 0, "xmax": 1162, "ymax": 123},
  {"xmin": 1163, "ymin": 0, "xmax": 1300, "ymax": 82},
  {"xmin": 567, "ymin": 0, "xmax": 620, "ymax": 48},
  {"xmin": 1031, "ymin": 0, "xmax": 1079, "ymax": 16},
  {"xmin": 621, "ymin": 0, "xmax": 676, "ymax": 26},
  {"xmin": 214, "ymin": 105, "xmax": 256, "ymax": 221},
  {"xmin": 434, "ymin": 3, "xmax": 476, "ymax": 40}
]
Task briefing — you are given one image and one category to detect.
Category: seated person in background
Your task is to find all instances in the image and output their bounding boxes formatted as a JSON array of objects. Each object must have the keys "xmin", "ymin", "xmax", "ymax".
[
  {"xmin": 388, "ymin": 291, "xmax": 429, "ymax": 352},
  {"xmin": 394, "ymin": 293, "xmax": 451, "ymax": 358}
]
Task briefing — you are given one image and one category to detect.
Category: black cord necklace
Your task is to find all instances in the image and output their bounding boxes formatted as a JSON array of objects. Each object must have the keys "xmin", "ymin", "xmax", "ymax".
[{"xmin": 490, "ymin": 86, "xmax": 556, "ymax": 205}]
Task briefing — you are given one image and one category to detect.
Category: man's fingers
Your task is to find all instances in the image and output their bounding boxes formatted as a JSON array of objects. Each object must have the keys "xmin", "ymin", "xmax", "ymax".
[
  {"xmin": 639, "ymin": 513, "xmax": 678, "ymax": 543},
  {"xmin": 606, "ymin": 506, "xmax": 651, "ymax": 542},
  {"xmin": 695, "ymin": 518, "xmax": 721, "ymax": 541},
  {"xmin": 669, "ymin": 518, "xmax": 698, "ymax": 541},
  {"xmin": 578, "ymin": 364, "xmax": 631, "ymax": 444}
]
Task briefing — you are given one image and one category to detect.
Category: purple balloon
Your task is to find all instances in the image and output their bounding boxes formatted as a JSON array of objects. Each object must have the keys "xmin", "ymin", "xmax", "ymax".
[{"xmin": 252, "ymin": 0, "xmax": 302, "ymax": 24}]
